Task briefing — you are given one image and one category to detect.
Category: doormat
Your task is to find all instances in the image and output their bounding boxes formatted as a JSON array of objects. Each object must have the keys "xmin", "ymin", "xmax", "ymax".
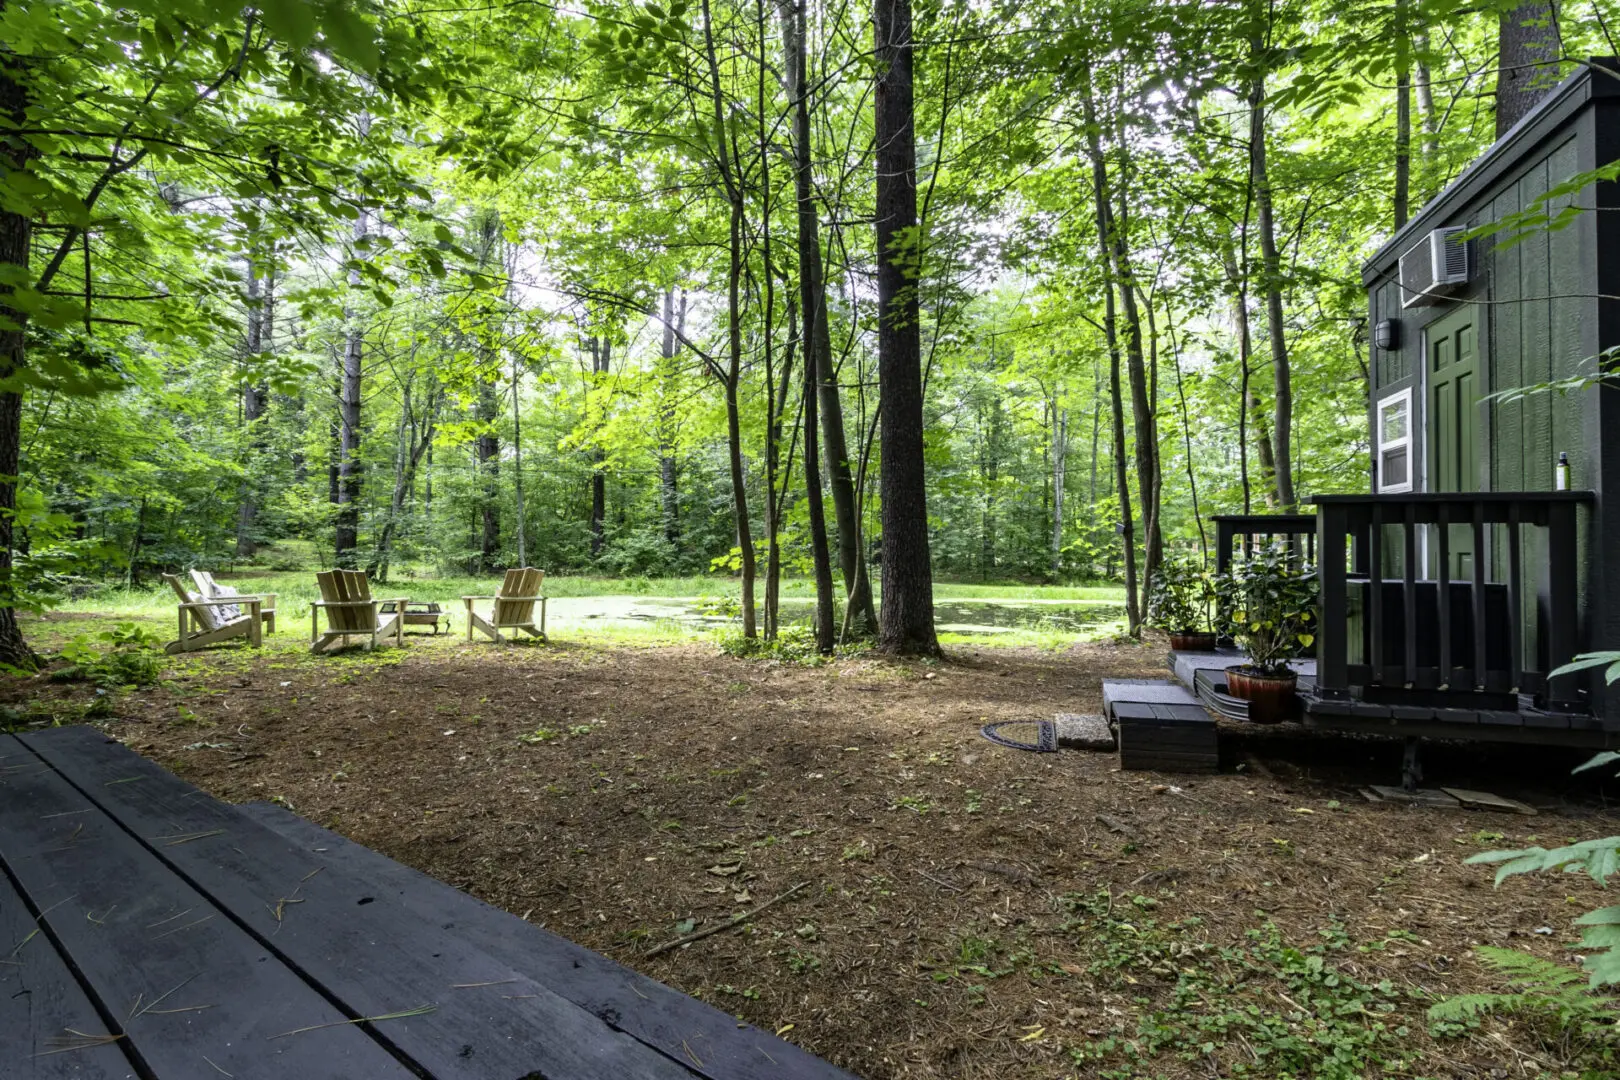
[{"xmin": 980, "ymin": 720, "xmax": 1057, "ymax": 753}]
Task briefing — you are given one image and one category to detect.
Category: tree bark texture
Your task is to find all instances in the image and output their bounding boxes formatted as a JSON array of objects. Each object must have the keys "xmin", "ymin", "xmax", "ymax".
[
  {"xmin": 1496, "ymin": 2, "xmax": 1561, "ymax": 138},
  {"xmin": 236, "ymin": 251, "xmax": 269, "ymax": 557},
  {"xmin": 873, "ymin": 0, "xmax": 940, "ymax": 656},
  {"xmin": 657, "ymin": 289, "xmax": 682, "ymax": 545},
  {"xmin": 0, "ymin": 0, "xmax": 34, "ymax": 666},
  {"xmin": 1248, "ymin": 52, "xmax": 1295, "ymax": 510}
]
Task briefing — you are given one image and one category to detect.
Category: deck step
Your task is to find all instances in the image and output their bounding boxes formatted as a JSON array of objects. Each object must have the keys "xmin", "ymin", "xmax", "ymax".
[{"xmin": 1102, "ymin": 680, "xmax": 1218, "ymax": 773}]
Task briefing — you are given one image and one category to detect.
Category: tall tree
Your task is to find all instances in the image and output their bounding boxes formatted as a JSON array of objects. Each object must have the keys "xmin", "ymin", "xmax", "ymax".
[
  {"xmin": 235, "ymin": 246, "xmax": 270, "ymax": 557},
  {"xmin": 1496, "ymin": 1, "xmax": 1562, "ymax": 137},
  {"xmin": 1087, "ymin": 96, "xmax": 1141, "ymax": 636},
  {"xmin": 780, "ymin": 0, "xmax": 876, "ymax": 637},
  {"xmin": 873, "ymin": 0, "xmax": 940, "ymax": 656},
  {"xmin": 0, "ymin": 11, "xmax": 34, "ymax": 667},
  {"xmin": 656, "ymin": 288, "xmax": 683, "ymax": 545},
  {"xmin": 1248, "ymin": 30, "xmax": 1296, "ymax": 510},
  {"xmin": 587, "ymin": 333, "xmax": 611, "ymax": 557},
  {"xmin": 473, "ymin": 211, "xmax": 503, "ymax": 572},
  {"xmin": 700, "ymin": 0, "xmax": 759, "ymax": 639},
  {"xmin": 334, "ymin": 131, "xmax": 370, "ymax": 567}
]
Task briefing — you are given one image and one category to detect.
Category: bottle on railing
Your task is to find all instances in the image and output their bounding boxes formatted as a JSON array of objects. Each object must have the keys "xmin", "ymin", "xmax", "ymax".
[{"xmin": 1556, "ymin": 451, "xmax": 1572, "ymax": 491}]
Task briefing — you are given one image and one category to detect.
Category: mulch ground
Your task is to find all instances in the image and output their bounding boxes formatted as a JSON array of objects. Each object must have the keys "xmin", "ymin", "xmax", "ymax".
[{"xmin": 9, "ymin": 631, "xmax": 1620, "ymax": 1078}]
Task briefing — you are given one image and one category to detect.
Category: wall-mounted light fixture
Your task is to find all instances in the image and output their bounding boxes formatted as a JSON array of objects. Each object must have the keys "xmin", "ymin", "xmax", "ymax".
[{"xmin": 1373, "ymin": 319, "xmax": 1401, "ymax": 351}]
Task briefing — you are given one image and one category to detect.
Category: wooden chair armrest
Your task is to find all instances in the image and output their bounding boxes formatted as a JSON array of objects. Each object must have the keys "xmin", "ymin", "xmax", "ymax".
[
  {"xmin": 311, "ymin": 600, "xmax": 384, "ymax": 608},
  {"xmin": 500, "ymin": 595, "xmax": 546, "ymax": 602},
  {"xmin": 461, "ymin": 595, "xmax": 496, "ymax": 601},
  {"xmin": 180, "ymin": 597, "xmax": 262, "ymax": 609}
]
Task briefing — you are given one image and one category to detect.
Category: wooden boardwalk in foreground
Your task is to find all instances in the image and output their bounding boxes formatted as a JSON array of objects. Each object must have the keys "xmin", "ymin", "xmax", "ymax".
[{"xmin": 0, "ymin": 726, "xmax": 858, "ymax": 1080}]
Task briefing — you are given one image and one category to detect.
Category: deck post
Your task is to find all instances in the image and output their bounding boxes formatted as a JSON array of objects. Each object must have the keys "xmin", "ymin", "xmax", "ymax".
[
  {"xmin": 1317, "ymin": 503, "xmax": 1350, "ymax": 699},
  {"xmin": 1545, "ymin": 499, "xmax": 1582, "ymax": 709}
]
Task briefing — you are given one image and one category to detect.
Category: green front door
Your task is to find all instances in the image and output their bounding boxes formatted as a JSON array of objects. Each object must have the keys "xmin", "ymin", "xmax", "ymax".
[{"xmin": 1427, "ymin": 305, "xmax": 1481, "ymax": 577}]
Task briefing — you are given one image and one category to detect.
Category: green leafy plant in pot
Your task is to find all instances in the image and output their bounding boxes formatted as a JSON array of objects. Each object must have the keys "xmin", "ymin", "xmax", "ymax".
[
  {"xmin": 1146, "ymin": 557, "xmax": 1218, "ymax": 651},
  {"xmin": 1216, "ymin": 544, "xmax": 1318, "ymax": 723}
]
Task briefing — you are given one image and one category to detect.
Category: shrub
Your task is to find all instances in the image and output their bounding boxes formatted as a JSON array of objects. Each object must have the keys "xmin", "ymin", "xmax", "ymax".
[
  {"xmin": 1216, "ymin": 543, "xmax": 1317, "ymax": 674},
  {"xmin": 1144, "ymin": 556, "xmax": 1214, "ymax": 633},
  {"xmin": 56, "ymin": 622, "xmax": 165, "ymax": 689}
]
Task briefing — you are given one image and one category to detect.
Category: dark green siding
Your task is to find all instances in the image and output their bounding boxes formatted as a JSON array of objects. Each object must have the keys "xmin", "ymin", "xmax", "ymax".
[{"xmin": 1490, "ymin": 178, "xmax": 1523, "ymax": 492}]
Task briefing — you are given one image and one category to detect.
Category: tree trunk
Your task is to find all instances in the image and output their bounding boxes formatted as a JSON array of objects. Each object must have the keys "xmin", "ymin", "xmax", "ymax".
[
  {"xmin": 1051, "ymin": 403, "xmax": 1068, "ymax": 579},
  {"xmin": 1111, "ymin": 207, "xmax": 1159, "ymax": 607},
  {"xmin": 657, "ymin": 289, "xmax": 682, "ymax": 545},
  {"xmin": 1249, "ymin": 49, "xmax": 1295, "ymax": 510},
  {"xmin": 701, "ymin": 0, "xmax": 758, "ymax": 639},
  {"xmin": 589, "ymin": 335, "xmax": 610, "ymax": 557},
  {"xmin": 511, "ymin": 350, "xmax": 526, "ymax": 567},
  {"xmin": 126, "ymin": 495, "xmax": 147, "ymax": 587},
  {"xmin": 1394, "ymin": 40, "xmax": 1411, "ymax": 226},
  {"xmin": 762, "ymin": 294, "xmax": 790, "ymax": 643},
  {"xmin": 235, "ymin": 251, "xmax": 269, "ymax": 557},
  {"xmin": 0, "ymin": 17, "xmax": 36, "ymax": 668},
  {"xmin": 802, "ymin": 313, "xmax": 835, "ymax": 653},
  {"xmin": 1084, "ymin": 83, "xmax": 1140, "ymax": 635},
  {"xmin": 979, "ymin": 396, "xmax": 1001, "ymax": 580},
  {"xmin": 873, "ymin": 0, "xmax": 940, "ymax": 656},
  {"xmin": 1496, "ymin": 2, "xmax": 1561, "ymax": 138},
  {"xmin": 476, "ymin": 376, "xmax": 501, "ymax": 569},
  {"xmin": 369, "ymin": 382, "xmax": 438, "ymax": 580},
  {"xmin": 1393, "ymin": 0, "xmax": 1414, "ymax": 229},
  {"xmin": 334, "ymin": 194, "xmax": 367, "ymax": 566},
  {"xmin": 1414, "ymin": 30, "xmax": 1437, "ymax": 200},
  {"xmin": 779, "ymin": 0, "xmax": 874, "ymax": 638}
]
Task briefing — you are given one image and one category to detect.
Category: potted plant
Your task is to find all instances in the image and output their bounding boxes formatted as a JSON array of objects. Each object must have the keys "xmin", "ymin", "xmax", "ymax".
[
  {"xmin": 1146, "ymin": 557, "xmax": 1217, "ymax": 651},
  {"xmin": 1216, "ymin": 544, "xmax": 1318, "ymax": 723}
]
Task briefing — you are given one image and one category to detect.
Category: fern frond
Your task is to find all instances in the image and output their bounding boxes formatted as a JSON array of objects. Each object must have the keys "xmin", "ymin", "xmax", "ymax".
[
  {"xmin": 1427, "ymin": 992, "xmax": 1525, "ymax": 1021},
  {"xmin": 1476, "ymin": 946, "xmax": 1589, "ymax": 991}
]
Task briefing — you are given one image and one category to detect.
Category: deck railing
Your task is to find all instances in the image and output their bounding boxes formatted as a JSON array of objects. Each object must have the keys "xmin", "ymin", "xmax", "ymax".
[
  {"xmin": 1312, "ymin": 492, "xmax": 1593, "ymax": 711},
  {"xmin": 1212, "ymin": 514, "xmax": 1319, "ymax": 643},
  {"xmin": 1213, "ymin": 514, "xmax": 1318, "ymax": 573}
]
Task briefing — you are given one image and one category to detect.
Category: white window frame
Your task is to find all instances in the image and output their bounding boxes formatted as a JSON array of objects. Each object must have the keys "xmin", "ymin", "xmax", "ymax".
[{"xmin": 1376, "ymin": 387, "xmax": 1414, "ymax": 494}]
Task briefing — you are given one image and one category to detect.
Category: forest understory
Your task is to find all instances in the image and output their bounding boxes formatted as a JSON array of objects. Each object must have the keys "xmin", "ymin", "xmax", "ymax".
[{"xmin": 10, "ymin": 635, "xmax": 1617, "ymax": 1080}]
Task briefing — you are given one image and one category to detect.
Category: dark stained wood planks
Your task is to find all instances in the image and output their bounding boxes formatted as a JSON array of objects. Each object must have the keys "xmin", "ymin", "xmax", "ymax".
[
  {"xmin": 0, "ymin": 735, "xmax": 414, "ymax": 1080},
  {"xmin": 18, "ymin": 727, "xmax": 707, "ymax": 1080},
  {"xmin": 233, "ymin": 802, "xmax": 861, "ymax": 1080},
  {"xmin": 0, "ymin": 827, "xmax": 138, "ymax": 1080}
]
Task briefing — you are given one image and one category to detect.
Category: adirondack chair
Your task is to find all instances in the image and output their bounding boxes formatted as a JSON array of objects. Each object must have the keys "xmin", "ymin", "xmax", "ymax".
[
  {"xmin": 462, "ymin": 568, "xmax": 547, "ymax": 643},
  {"xmin": 309, "ymin": 569, "xmax": 407, "ymax": 653},
  {"xmin": 163, "ymin": 574, "xmax": 266, "ymax": 654},
  {"xmin": 190, "ymin": 569, "xmax": 276, "ymax": 635}
]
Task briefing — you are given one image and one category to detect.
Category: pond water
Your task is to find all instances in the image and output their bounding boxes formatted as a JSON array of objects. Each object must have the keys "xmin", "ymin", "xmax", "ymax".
[{"xmin": 549, "ymin": 595, "xmax": 1128, "ymax": 639}]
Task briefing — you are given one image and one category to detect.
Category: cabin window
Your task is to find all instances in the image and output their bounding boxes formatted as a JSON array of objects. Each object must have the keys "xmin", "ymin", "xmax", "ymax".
[{"xmin": 1376, "ymin": 388, "xmax": 1413, "ymax": 493}]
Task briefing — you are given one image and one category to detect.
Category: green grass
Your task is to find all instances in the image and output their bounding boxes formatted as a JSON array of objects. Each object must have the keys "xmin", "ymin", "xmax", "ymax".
[
  {"xmin": 43, "ymin": 570, "xmax": 1129, "ymax": 654},
  {"xmin": 76, "ymin": 572, "xmax": 1125, "ymax": 619}
]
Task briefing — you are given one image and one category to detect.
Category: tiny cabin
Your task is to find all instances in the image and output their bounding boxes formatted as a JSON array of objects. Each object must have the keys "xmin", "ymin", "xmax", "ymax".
[{"xmin": 1239, "ymin": 61, "xmax": 1620, "ymax": 745}]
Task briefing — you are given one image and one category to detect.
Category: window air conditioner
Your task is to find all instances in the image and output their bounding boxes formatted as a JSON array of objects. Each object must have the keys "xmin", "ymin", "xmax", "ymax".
[{"xmin": 1398, "ymin": 227, "xmax": 1470, "ymax": 309}]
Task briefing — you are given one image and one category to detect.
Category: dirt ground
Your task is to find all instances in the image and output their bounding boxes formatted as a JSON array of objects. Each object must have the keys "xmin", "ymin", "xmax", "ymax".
[{"xmin": 11, "ymin": 632, "xmax": 1620, "ymax": 1078}]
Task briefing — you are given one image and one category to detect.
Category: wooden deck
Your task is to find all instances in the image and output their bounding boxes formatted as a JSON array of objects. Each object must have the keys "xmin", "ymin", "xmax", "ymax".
[{"xmin": 0, "ymin": 726, "xmax": 858, "ymax": 1080}]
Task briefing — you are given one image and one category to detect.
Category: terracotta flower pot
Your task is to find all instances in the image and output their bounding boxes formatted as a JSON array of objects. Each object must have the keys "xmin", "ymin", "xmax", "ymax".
[
  {"xmin": 1224, "ymin": 665, "xmax": 1297, "ymax": 724},
  {"xmin": 1169, "ymin": 631, "xmax": 1218, "ymax": 652}
]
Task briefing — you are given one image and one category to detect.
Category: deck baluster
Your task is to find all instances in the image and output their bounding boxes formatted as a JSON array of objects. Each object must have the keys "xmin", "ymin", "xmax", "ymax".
[
  {"xmin": 1437, "ymin": 503, "xmax": 1452, "ymax": 689},
  {"xmin": 1506, "ymin": 503, "xmax": 1524, "ymax": 693},
  {"xmin": 1545, "ymin": 499, "xmax": 1581, "ymax": 709},
  {"xmin": 1402, "ymin": 504, "xmax": 1417, "ymax": 688},
  {"xmin": 1471, "ymin": 504, "xmax": 1488, "ymax": 690},
  {"xmin": 1369, "ymin": 503, "xmax": 1384, "ymax": 685},
  {"xmin": 1317, "ymin": 504, "xmax": 1350, "ymax": 699}
]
